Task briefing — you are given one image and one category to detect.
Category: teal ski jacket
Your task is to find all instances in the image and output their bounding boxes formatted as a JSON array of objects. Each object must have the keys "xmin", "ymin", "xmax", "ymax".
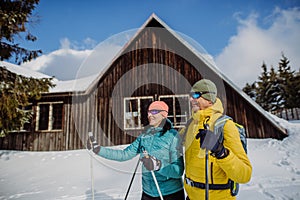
[{"xmin": 98, "ymin": 119, "xmax": 184, "ymax": 197}]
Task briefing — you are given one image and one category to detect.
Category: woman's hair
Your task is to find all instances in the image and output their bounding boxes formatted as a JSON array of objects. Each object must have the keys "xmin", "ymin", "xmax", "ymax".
[{"xmin": 159, "ymin": 118, "xmax": 172, "ymax": 135}]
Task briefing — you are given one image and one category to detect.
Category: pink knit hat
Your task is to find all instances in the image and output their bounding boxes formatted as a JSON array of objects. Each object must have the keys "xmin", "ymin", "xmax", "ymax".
[{"xmin": 148, "ymin": 101, "xmax": 169, "ymax": 118}]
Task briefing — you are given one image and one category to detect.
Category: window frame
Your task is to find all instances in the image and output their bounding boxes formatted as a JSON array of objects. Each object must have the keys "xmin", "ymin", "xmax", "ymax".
[
  {"xmin": 35, "ymin": 101, "xmax": 63, "ymax": 131},
  {"xmin": 123, "ymin": 96, "xmax": 154, "ymax": 130},
  {"xmin": 158, "ymin": 94, "xmax": 191, "ymax": 128}
]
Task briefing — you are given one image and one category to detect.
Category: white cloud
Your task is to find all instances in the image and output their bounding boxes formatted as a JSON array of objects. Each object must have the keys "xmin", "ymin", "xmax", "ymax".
[
  {"xmin": 59, "ymin": 38, "xmax": 72, "ymax": 49},
  {"xmin": 215, "ymin": 7, "xmax": 300, "ymax": 87},
  {"xmin": 21, "ymin": 38, "xmax": 95, "ymax": 80},
  {"xmin": 21, "ymin": 47, "xmax": 91, "ymax": 80},
  {"xmin": 20, "ymin": 38, "xmax": 122, "ymax": 81}
]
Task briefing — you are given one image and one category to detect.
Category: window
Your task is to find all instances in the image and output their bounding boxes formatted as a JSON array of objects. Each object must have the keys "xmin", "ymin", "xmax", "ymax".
[
  {"xmin": 124, "ymin": 96, "xmax": 153, "ymax": 130},
  {"xmin": 123, "ymin": 95, "xmax": 191, "ymax": 130},
  {"xmin": 36, "ymin": 102, "xmax": 63, "ymax": 131},
  {"xmin": 52, "ymin": 104, "xmax": 63, "ymax": 130},
  {"xmin": 159, "ymin": 95, "xmax": 191, "ymax": 128}
]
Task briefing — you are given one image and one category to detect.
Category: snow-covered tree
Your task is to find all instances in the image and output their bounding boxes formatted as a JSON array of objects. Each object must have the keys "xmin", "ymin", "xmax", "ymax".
[
  {"xmin": 243, "ymin": 82, "xmax": 257, "ymax": 101},
  {"xmin": 256, "ymin": 62, "xmax": 272, "ymax": 111},
  {"xmin": 0, "ymin": 0, "xmax": 54, "ymax": 136},
  {"xmin": 277, "ymin": 54, "xmax": 295, "ymax": 110},
  {"xmin": 267, "ymin": 66, "xmax": 281, "ymax": 112},
  {"xmin": 0, "ymin": 0, "xmax": 42, "ymax": 64},
  {"xmin": 0, "ymin": 66, "xmax": 55, "ymax": 136},
  {"xmin": 243, "ymin": 54, "xmax": 299, "ymax": 117}
]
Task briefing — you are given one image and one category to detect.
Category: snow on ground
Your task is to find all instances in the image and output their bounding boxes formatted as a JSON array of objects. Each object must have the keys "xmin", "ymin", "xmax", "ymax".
[{"xmin": 1, "ymin": 117, "xmax": 300, "ymax": 200}]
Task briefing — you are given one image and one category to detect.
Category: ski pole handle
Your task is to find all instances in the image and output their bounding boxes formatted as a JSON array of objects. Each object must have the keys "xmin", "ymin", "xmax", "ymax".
[
  {"xmin": 89, "ymin": 132, "xmax": 93, "ymax": 139},
  {"xmin": 89, "ymin": 132, "xmax": 96, "ymax": 145},
  {"xmin": 143, "ymin": 150, "xmax": 149, "ymax": 158},
  {"xmin": 203, "ymin": 116, "xmax": 210, "ymax": 130},
  {"xmin": 88, "ymin": 132, "xmax": 94, "ymax": 148},
  {"xmin": 87, "ymin": 132, "xmax": 100, "ymax": 154}
]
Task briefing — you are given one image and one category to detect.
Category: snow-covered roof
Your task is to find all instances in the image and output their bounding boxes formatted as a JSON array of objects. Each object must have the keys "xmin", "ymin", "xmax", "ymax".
[
  {"xmin": 0, "ymin": 61, "xmax": 53, "ymax": 79},
  {"xmin": 0, "ymin": 61, "xmax": 98, "ymax": 93},
  {"xmin": 50, "ymin": 75, "xmax": 98, "ymax": 93}
]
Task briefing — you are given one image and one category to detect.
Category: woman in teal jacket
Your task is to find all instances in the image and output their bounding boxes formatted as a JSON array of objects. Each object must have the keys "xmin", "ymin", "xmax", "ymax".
[{"xmin": 87, "ymin": 101, "xmax": 185, "ymax": 200}]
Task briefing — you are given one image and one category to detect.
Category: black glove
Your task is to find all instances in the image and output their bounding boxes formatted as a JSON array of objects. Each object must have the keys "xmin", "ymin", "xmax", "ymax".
[
  {"xmin": 141, "ymin": 155, "xmax": 161, "ymax": 171},
  {"xmin": 87, "ymin": 136, "xmax": 100, "ymax": 154},
  {"xmin": 196, "ymin": 129, "xmax": 228, "ymax": 159},
  {"xmin": 196, "ymin": 129, "xmax": 207, "ymax": 147}
]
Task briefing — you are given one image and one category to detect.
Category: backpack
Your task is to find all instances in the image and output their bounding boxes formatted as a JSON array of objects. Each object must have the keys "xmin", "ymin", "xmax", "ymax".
[{"xmin": 213, "ymin": 115, "xmax": 248, "ymax": 196}]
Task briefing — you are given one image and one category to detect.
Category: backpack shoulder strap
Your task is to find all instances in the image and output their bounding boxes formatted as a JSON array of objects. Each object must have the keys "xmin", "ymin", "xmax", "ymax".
[
  {"xmin": 214, "ymin": 115, "xmax": 248, "ymax": 154},
  {"xmin": 213, "ymin": 115, "xmax": 232, "ymax": 142}
]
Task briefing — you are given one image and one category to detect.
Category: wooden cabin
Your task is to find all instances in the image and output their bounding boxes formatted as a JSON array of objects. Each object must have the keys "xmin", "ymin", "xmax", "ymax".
[{"xmin": 0, "ymin": 14, "xmax": 287, "ymax": 151}]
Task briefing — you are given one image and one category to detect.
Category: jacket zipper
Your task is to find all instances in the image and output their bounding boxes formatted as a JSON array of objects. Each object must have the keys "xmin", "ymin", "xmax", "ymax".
[{"xmin": 210, "ymin": 162, "xmax": 214, "ymax": 184}]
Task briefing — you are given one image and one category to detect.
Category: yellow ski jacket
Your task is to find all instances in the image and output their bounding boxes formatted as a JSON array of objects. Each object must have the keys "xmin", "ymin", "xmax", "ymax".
[{"xmin": 182, "ymin": 98, "xmax": 252, "ymax": 200}]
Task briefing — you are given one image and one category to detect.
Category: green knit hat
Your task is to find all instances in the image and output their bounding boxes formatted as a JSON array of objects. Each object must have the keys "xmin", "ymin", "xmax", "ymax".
[{"xmin": 191, "ymin": 79, "xmax": 217, "ymax": 103}]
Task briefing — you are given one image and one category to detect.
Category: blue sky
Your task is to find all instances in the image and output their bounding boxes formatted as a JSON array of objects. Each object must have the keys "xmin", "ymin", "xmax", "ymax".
[{"xmin": 17, "ymin": 0, "xmax": 300, "ymax": 86}]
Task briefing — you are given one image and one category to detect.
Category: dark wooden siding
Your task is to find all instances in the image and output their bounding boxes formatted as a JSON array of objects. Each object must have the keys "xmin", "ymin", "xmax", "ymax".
[
  {"xmin": 0, "ymin": 19, "xmax": 287, "ymax": 151},
  {"xmin": 0, "ymin": 96, "xmax": 81, "ymax": 151}
]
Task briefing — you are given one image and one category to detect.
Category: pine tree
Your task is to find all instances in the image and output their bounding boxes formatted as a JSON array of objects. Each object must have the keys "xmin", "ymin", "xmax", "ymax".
[
  {"xmin": 288, "ymin": 69, "xmax": 300, "ymax": 118},
  {"xmin": 267, "ymin": 66, "xmax": 281, "ymax": 112},
  {"xmin": 294, "ymin": 70, "xmax": 300, "ymax": 108},
  {"xmin": 256, "ymin": 62, "xmax": 272, "ymax": 111},
  {"xmin": 243, "ymin": 82, "xmax": 257, "ymax": 101},
  {"xmin": 0, "ymin": 0, "xmax": 41, "ymax": 64},
  {"xmin": 244, "ymin": 54, "xmax": 299, "ymax": 119},
  {"xmin": 0, "ymin": 66, "xmax": 55, "ymax": 136},
  {"xmin": 277, "ymin": 54, "xmax": 294, "ymax": 111},
  {"xmin": 0, "ymin": 0, "xmax": 54, "ymax": 136}
]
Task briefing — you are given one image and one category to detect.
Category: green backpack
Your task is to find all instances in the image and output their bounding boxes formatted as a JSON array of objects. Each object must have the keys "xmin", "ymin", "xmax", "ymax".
[{"xmin": 213, "ymin": 115, "xmax": 248, "ymax": 196}]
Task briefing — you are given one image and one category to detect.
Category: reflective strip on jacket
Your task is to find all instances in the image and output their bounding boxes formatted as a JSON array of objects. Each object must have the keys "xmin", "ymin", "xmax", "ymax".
[
  {"xmin": 183, "ymin": 98, "xmax": 252, "ymax": 200},
  {"xmin": 98, "ymin": 119, "xmax": 184, "ymax": 197}
]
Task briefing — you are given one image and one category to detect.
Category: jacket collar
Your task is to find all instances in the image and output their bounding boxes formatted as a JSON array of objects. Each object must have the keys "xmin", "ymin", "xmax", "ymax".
[
  {"xmin": 192, "ymin": 98, "xmax": 224, "ymax": 129},
  {"xmin": 146, "ymin": 118, "xmax": 173, "ymax": 135}
]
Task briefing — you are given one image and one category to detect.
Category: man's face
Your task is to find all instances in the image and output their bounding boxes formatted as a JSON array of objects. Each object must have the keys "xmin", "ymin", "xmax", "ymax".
[{"xmin": 190, "ymin": 96, "xmax": 212, "ymax": 112}]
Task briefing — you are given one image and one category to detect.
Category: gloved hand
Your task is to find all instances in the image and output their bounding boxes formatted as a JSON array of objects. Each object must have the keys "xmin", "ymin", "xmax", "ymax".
[
  {"xmin": 141, "ymin": 155, "xmax": 161, "ymax": 171},
  {"xmin": 195, "ymin": 129, "xmax": 207, "ymax": 148},
  {"xmin": 87, "ymin": 136, "xmax": 100, "ymax": 154},
  {"xmin": 196, "ymin": 129, "xmax": 228, "ymax": 159}
]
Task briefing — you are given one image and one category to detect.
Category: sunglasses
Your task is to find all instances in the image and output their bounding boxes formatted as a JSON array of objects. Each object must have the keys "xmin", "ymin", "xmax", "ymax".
[
  {"xmin": 148, "ymin": 110, "xmax": 167, "ymax": 115},
  {"xmin": 190, "ymin": 91, "xmax": 214, "ymax": 99}
]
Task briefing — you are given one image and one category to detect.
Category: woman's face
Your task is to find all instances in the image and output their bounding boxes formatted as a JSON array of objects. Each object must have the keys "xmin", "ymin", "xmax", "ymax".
[{"xmin": 147, "ymin": 110, "xmax": 165, "ymax": 127}]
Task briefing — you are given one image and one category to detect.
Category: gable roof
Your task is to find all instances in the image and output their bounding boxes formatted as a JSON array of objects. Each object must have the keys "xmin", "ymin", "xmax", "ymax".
[
  {"xmin": 81, "ymin": 13, "xmax": 216, "ymax": 94},
  {"xmin": 82, "ymin": 13, "xmax": 287, "ymax": 136}
]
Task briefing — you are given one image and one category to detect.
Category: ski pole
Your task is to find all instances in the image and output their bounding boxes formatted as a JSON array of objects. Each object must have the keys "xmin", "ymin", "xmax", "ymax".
[
  {"xmin": 90, "ymin": 152, "xmax": 95, "ymax": 200},
  {"xmin": 88, "ymin": 132, "xmax": 95, "ymax": 200},
  {"xmin": 124, "ymin": 159, "xmax": 140, "ymax": 200},
  {"xmin": 203, "ymin": 118, "xmax": 210, "ymax": 200},
  {"xmin": 205, "ymin": 149, "xmax": 209, "ymax": 200},
  {"xmin": 142, "ymin": 150, "xmax": 164, "ymax": 200},
  {"xmin": 151, "ymin": 170, "xmax": 164, "ymax": 200}
]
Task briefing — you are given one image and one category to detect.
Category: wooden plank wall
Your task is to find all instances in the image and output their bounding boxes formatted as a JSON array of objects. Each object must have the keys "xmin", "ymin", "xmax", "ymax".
[{"xmin": 0, "ymin": 26, "xmax": 287, "ymax": 151}]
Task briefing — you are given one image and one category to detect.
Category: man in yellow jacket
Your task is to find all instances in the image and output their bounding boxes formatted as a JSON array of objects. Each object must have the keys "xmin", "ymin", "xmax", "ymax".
[{"xmin": 182, "ymin": 79, "xmax": 252, "ymax": 200}]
